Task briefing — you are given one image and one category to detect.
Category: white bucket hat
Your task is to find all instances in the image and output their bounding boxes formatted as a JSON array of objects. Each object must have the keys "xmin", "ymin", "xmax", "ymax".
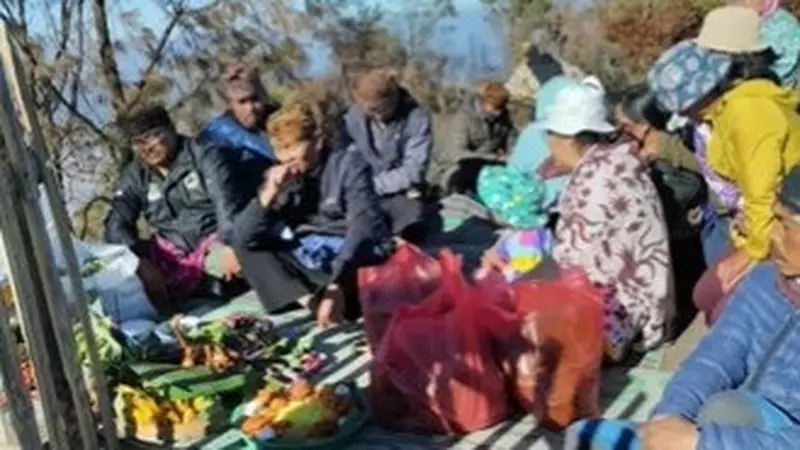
[
  {"xmin": 542, "ymin": 76, "xmax": 616, "ymax": 136},
  {"xmin": 695, "ymin": 6, "xmax": 768, "ymax": 53}
]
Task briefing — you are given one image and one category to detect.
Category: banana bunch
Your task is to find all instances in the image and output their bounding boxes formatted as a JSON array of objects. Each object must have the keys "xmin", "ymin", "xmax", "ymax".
[{"xmin": 115, "ymin": 385, "xmax": 214, "ymax": 429}]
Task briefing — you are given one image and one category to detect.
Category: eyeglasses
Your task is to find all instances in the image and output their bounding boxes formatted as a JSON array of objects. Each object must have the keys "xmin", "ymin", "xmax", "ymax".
[{"xmin": 133, "ymin": 128, "xmax": 169, "ymax": 147}]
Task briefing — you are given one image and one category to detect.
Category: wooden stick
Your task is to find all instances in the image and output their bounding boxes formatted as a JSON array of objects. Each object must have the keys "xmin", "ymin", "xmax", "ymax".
[
  {"xmin": 0, "ymin": 24, "xmax": 119, "ymax": 450},
  {"xmin": 0, "ymin": 191, "xmax": 42, "ymax": 450},
  {"xmin": 0, "ymin": 42, "xmax": 99, "ymax": 450},
  {"xmin": 0, "ymin": 161, "xmax": 68, "ymax": 448}
]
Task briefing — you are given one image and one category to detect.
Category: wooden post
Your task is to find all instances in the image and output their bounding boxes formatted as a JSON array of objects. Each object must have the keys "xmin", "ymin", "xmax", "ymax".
[
  {"xmin": 0, "ymin": 25, "xmax": 119, "ymax": 449},
  {"xmin": 0, "ymin": 164, "xmax": 58, "ymax": 449},
  {"xmin": 0, "ymin": 39, "xmax": 100, "ymax": 450}
]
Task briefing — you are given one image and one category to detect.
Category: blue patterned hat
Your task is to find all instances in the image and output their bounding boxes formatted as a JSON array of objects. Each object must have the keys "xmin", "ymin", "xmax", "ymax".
[{"xmin": 647, "ymin": 40, "xmax": 733, "ymax": 114}]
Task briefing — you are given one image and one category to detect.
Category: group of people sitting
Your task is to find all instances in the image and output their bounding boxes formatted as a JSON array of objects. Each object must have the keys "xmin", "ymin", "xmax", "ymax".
[{"xmin": 101, "ymin": 0, "xmax": 800, "ymax": 448}]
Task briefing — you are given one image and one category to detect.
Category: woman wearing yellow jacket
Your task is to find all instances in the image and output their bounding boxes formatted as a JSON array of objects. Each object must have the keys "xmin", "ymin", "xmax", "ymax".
[{"xmin": 648, "ymin": 40, "xmax": 800, "ymax": 322}]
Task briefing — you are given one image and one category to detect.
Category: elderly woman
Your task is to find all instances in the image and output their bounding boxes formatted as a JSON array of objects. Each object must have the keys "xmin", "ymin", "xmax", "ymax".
[
  {"xmin": 232, "ymin": 100, "xmax": 393, "ymax": 327},
  {"xmin": 547, "ymin": 77, "xmax": 672, "ymax": 358},
  {"xmin": 649, "ymin": 39, "xmax": 800, "ymax": 323},
  {"xmin": 565, "ymin": 165, "xmax": 800, "ymax": 450},
  {"xmin": 484, "ymin": 77, "xmax": 673, "ymax": 360}
]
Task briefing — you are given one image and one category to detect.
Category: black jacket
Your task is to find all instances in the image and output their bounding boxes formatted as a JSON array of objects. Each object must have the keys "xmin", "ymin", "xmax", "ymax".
[
  {"xmin": 104, "ymin": 136, "xmax": 248, "ymax": 252},
  {"xmin": 233, "ymin": 146, "xmax": 392, "ymax": 279}
]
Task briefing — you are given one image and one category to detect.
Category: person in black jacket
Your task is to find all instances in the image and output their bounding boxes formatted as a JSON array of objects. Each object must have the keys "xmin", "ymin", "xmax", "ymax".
[
  {"xmin": 232, "ymin": 100, "xmax": 393, "ymax": 328},
  {"xmin": 104, "ymin": 106, "xmax": 247, "ymax": 311},
  {"xmin": 611, "ymin": 84, "xmax": 710, "ymax": 337}
]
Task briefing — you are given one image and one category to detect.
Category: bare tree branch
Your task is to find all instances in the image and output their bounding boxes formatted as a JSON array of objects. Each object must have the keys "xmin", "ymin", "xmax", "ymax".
[{"xmin": 90, "ymin": 0, "xmax": 126, "ymax": 112}]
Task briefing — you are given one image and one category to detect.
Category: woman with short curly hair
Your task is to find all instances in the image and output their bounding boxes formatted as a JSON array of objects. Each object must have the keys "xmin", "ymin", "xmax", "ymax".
[{"xmin": 232, "ymin": 100, "xmax": 393, "ymax": 328}]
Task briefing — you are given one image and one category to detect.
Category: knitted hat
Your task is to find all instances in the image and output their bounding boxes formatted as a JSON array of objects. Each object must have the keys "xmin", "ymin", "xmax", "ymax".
[{"xmin": 647, "ymin": 40, "xmax": 733, "ymax": 113}]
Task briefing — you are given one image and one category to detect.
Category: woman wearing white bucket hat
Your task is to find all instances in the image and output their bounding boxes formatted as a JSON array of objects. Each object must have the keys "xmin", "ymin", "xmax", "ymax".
[{"xmin": 543, "ymin": 76, "xmax": 673, "ymax": 361}]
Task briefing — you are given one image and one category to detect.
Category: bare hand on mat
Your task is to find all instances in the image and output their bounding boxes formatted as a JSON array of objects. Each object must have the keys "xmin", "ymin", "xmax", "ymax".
[
  {"xmin": 480, "ymin": 247, "xmax": 507, "ymax": 273},
  {"xmin": 315, "ymin": 284, "xmax": 344, "ymax": 330},
  {"xmin": 219, "ymin": 245, "xmax": 242, "ymax": 280},
  {"xmin": 639, "ymin": 417, "xmax": 698, "ymax": 450}
]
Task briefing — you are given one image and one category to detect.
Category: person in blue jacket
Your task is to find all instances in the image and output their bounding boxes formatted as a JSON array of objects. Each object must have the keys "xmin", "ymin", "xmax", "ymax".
[
  {"xmin": 198, "ymin": 62, "xmax": 280, "ymax": 202},
  {"xmin": 344, "ymin": 68, "xmax": 431, "ymax": 237},
  {"xmin": 564, "ymin": 164, "xmax": 800, "ymax": 450}
]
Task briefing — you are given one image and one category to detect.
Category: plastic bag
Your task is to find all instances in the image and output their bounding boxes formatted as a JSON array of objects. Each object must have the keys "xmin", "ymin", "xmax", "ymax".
[
  {"xmin": 371, "ymin": 251, "xmax": 513, "ymax": 434},
  {"xmin": 358, "ymin": 243, "xmax": 441, "ymax": 352},
  {"xmin": 71, "ymin": 242, "xmax": 156, "ymax": 324},
  {"xmin": 472, "ymin": 272, "xmax": 542, "ymax": 415},
  {"xmin": 512, "ymin": 270, "xmax": 604, "ymax": 430}
]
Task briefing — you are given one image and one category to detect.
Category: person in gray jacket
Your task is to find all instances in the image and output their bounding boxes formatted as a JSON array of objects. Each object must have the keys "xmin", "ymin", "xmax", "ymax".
[
  {"xmin": 344, "ymin": 69, "xmax": 431, "ymax": 237},
  {"xmin": 437, "ymin": 81, "xmax": 516, "ymax": 195}
]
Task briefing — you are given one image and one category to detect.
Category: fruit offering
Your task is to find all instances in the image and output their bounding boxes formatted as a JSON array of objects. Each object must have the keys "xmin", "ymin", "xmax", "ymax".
[
  {"xmin": 168, "ymin": 315, "xmax": 327, "ymax": 376},
  {"xmin": 113, "ymin": 384, "xmax": 224, "ymax": 445},
  {"xmin": 240, "ymin": 379, "xmax": 354, "ymax": 441}
]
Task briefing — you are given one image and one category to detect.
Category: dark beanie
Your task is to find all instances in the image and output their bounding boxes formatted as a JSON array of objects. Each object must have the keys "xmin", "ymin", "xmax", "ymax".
[
  {"xmin": 778, "ymin": 165, "xmax": 800, "ymax": 215},
  {"xmin": 121, "ymin": 106, "xmax": 173, "ymax": 137}
]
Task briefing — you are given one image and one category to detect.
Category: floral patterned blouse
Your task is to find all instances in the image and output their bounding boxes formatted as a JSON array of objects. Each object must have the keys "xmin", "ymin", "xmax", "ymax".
[{"xmin": 553, "ymin": 140, "xmax": 672, "ymax": 352}]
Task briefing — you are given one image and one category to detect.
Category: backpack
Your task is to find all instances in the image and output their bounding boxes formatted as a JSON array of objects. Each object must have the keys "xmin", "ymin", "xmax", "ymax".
[{"xmin": 649, "ymin": 159, "xmax": 709, "ymax": 240}]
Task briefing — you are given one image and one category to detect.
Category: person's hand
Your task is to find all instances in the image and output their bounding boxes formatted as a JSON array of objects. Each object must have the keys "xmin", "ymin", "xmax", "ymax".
[
  {"xmin": 481, "ymin": 247, "xmax": 507, "ymax": 272},
  {"xmin": 136, "ymin": 259, "xmax": 169, "ymax": 304},
  {"xmin": 717, "ymin": 249, "xmax": 754, "ymax": 293},
  {"xmin": 315, "ymin": 284, "xmax": 343, "ymax": 330},
  {"xmin": 639, "ymin": 417, "xmax": 699, "ymax": 450},
  {"xmin": 219, "ymin": 245, "xmax": 242, "ymax": 281},
  {"xmin": 258, "ymin": 164, "xmax": 300, "ymax": 207}
]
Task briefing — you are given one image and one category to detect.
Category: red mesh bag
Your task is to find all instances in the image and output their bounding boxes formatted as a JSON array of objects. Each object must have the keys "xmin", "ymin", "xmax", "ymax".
[
  {"xmin": 512, "ymin": 269, "xmax": 604, "ymax": 430},
  {"xmin": 358, "ymin": 243, "xmax": 441, "ymax": 352},
  {"xmin": 371, "ymin": 251, "xmax": 514, "ymax": 434}
]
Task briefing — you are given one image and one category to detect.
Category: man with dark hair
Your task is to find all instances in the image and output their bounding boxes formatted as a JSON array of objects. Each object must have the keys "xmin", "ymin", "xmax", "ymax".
[
  {"xmin": 200, "ymin": 62, "xmax": 279, "ymax": 159},
  {"xmin": 105, "ymin": 106, "xmax": 246, "ymax": 310},
  {"xmin": 198, "ymin": 62, "xmax": 280, "ymax": 211},
  {"xmin": 344, "ymin": 68, "xmax": 432, "ymax": 237}
]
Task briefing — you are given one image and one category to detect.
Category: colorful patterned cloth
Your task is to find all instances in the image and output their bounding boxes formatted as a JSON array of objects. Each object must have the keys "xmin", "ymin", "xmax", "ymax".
[
  {"xmin": 553, "ymin": 142, "xmax": 672, "ymax": 354},
  {"xmin": 477, "ymin": 165, "xmax": 549, "ymax": 229},
  {"xmin": 149, "ymin": 233, "xmax": 220, "ymax": 300},
  {"xmin": 648, "ymin": 41, "xmax": 732, "ymax": 113},
  {"xmin": 494, "ymin": 228, "xmax": 553, "ymax": 282}
]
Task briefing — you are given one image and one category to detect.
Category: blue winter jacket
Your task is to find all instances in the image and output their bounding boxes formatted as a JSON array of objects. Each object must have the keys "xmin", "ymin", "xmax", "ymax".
[
  {"xmin": 199, "ymin": 113, "xmax": 274, "ymax": 160},
  {"xmin": 653, "ymin": 262, "xmax": 800, "ymax": 449},
  {"xmin": 198, "ymin": 113, "xmax": 275, "ymax": 205}
]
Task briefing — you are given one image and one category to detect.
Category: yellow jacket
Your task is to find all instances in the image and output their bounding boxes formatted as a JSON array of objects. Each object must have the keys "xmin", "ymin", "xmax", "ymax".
[{"xmin": 705, "ymin": 80, "xmax": 800, "ymax": 261}]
